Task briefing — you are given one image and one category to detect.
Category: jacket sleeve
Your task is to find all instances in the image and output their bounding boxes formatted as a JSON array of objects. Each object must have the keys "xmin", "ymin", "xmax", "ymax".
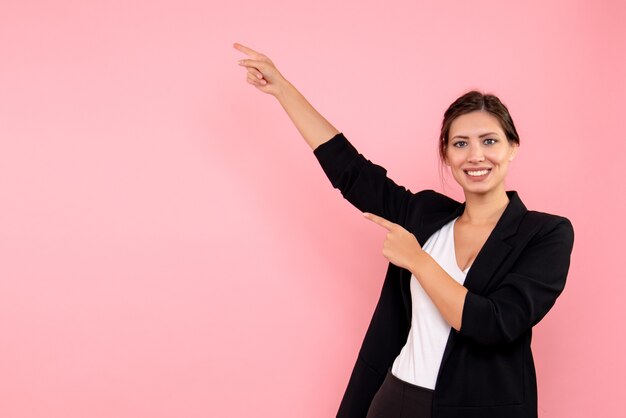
[
  {"xmin": 457, "ymin": 217, "xmax": 575, "ymax": 345},
  {"xmin": 312, "ymin": 132, "xmax": 414, "ymax": 225}
]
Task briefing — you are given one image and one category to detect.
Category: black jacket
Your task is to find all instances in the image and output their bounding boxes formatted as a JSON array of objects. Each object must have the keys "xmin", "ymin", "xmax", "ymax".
[{"xmin": 312, "ymin": 132, "xmax": 575, "ymax": 418}]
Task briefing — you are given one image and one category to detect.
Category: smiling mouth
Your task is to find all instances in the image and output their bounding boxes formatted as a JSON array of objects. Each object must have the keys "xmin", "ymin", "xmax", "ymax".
[{"xmin": 464, "ymin": 169, "xmax": 492, "ymax": 177}]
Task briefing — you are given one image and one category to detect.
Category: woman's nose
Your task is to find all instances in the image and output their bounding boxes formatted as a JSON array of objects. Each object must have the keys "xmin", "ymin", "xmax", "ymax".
[{"xmin": 468, "ymin": 144, "xmax": 485, "ymax": 162}]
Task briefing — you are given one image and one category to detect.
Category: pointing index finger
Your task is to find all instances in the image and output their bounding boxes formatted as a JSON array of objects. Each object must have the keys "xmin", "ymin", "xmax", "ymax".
[
  {"xmin": 233, "ymin": 42, "xmax": 260, "ymax": 57},
  {"xmin": 363, "ymin": 212, "xmax": 393, "ymax": 231}
]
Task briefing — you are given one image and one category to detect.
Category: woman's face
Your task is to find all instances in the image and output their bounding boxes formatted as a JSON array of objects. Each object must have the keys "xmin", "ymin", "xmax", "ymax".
[{"xmin": 444, "ymin": 110, "xmax": 518, "ymax": 196}]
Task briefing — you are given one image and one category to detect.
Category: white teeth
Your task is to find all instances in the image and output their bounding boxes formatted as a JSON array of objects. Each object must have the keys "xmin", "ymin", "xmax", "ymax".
[{"xmin": 466, "ymin": 169, "xmax": 490, "ymax": 176}]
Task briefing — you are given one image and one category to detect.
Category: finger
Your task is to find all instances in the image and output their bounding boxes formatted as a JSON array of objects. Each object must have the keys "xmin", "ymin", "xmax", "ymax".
[
  {"xmin": 247, "ymin": 67, "xmax": 265, "ymax": 80},
  {"xmin": 233, "ymin": 42, "xmax": 261, "ymax": 57},
  {"xmin": 362, "ymin": 212, "xmax": 393, "ymax": 230},
  {"xmin": 247, "ymin": 72, "xmax": 267, "ymax": 86},
  {"xmin": 238, "ymin": 59, "xmax": 268, "ymax": 72},
  {"xmin": 247, "ymin": 78, "xmax": 267, "ymax": 88}
]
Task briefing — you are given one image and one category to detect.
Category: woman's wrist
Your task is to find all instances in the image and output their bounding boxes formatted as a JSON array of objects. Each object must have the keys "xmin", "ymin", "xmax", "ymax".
[
  {"xmin": 410, "ymin": 249, "xmax": 431, "ymax": 276},
  {"xmin": 272, "ymin": 77, "xmax": 293, "ymax": 100}
]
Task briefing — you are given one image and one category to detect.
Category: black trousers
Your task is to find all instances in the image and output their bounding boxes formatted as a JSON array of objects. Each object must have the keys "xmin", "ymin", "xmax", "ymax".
[{"xmin": 366, "ymin": 367, "xmax": 434, "ymax": 418}]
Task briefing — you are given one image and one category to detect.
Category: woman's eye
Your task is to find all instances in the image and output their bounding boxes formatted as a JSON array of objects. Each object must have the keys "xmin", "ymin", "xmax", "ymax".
[
  {"xmin": 484, "ymin": 138, "xmax": 497, "ymax": 145},
  {"xmin": 453, "ymin": 141, "xmax": 467, "ymax": 147}
]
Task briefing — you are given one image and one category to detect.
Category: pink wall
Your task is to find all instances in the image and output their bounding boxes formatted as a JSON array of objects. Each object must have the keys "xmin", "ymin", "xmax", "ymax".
[{"xmin": 1, "ymin": 0, "xmax": 624, "ymax": 417}]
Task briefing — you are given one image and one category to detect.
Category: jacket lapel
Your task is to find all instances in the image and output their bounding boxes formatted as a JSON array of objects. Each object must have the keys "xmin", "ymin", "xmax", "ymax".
[{"xmin": 462, "ymin": 190, "xmax": 527, "ymax": 294}]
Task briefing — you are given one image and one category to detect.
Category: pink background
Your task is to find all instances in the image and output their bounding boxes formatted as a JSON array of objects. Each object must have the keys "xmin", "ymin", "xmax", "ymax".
[{"xmin": 1, "ymin": 0, "xmax": 624, "ymax": 417}]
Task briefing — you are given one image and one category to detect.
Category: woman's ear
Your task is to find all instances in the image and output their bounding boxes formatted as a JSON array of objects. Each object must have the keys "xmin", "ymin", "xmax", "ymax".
[
  {"xmin": 509, "ymin": 143, "xmax": 519, "ymax": 161},
  {"xmin": 443, "ymin": 146, "xmax": 450, "ymax": 166}
]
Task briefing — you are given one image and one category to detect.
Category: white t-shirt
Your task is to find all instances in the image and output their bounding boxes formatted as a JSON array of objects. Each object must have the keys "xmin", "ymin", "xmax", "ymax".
[{"xmin": 391, "ymin": 216, "xmax": 470, "ymax": 389}]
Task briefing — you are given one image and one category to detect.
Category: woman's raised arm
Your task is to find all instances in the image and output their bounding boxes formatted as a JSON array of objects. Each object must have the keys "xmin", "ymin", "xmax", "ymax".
[
  {"xmin": 234, "ymin": 42, "xmax": 339, "ymax": 150},
  {"xmin": 234, "ymin": 42, "xmax": 417, "ymax": 225}
]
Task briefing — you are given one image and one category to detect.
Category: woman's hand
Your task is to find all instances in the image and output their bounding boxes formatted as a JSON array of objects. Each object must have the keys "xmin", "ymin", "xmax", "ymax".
[
  {"xmin": 234, "ymin": 43, "xmax": 288, "ymax": 96},
  {"xmin": 364, "ymin": 212, "xmax": 468, "ymax": 331},
  {"xmin": 232, "ymin": 41, "xmax": 339, "ymax": 150},
  {"xmin": 362, "ymin": 212, "xmax": 425, "ymax": 271}
]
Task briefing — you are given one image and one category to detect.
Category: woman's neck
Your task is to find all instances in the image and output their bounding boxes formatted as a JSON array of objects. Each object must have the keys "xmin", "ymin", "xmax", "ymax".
[{"xmin": 460, "ymin": 189, "xmax": 510, "ymax": 226}]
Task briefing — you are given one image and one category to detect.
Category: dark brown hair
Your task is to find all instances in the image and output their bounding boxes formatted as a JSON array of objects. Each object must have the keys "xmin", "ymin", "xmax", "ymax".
[{"xmin": 439, "ymin": 90, "xmax": 520, "ymax": 163}]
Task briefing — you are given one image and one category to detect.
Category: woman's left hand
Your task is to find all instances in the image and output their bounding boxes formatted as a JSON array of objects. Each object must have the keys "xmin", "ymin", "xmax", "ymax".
[{"xmin": 362, "ymin": 212, "xmax": 424, "ymax": 271}]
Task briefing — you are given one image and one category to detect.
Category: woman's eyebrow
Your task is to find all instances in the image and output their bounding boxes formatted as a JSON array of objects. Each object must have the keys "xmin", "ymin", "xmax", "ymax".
[{"xmin": 451, "ymin": 132, "xmax": 500, "ymax": 140}]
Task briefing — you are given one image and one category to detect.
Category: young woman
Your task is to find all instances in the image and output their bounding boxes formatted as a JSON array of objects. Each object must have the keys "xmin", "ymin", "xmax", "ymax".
[{"xmin": 234, "ymin": 43, "xmax": 574, "ymax": 418}]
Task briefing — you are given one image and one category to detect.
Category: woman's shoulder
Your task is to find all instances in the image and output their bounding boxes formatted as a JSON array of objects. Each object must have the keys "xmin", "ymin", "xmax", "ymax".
[
  {"xmin": 521, "ymin": 209, "xmax": 575, "ymax": 245},
  {"xmin": 524, "ymin": 209, "xmax": 573, "ymax": 229},
  {"xmin": 411, "ymin": 189, "xmax": 460, "ymax": 206},
  {"xmin": 407, "ymin": 189, "xmax": 463, "ymax": 217}
]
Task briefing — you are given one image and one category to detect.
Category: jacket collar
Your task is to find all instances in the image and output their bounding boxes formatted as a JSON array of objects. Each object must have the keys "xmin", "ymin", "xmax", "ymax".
[
  {"xmin": 461, "ymin": 190, "xmax": 527, "ymax": 292},
  {"xmin": 417, "ymin": 190, "xmax": 527, "ymax": 293},
  {"xmin": 401, "ymin": 190, "xmax": 528, "ymax": 310},
  {"xmin": 403, "ymin": 190, "xmax": 528, "ymax": 324},
  {"xmin": 419, "ymin": 190, "xmax": 527, "ymax": 245}
]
